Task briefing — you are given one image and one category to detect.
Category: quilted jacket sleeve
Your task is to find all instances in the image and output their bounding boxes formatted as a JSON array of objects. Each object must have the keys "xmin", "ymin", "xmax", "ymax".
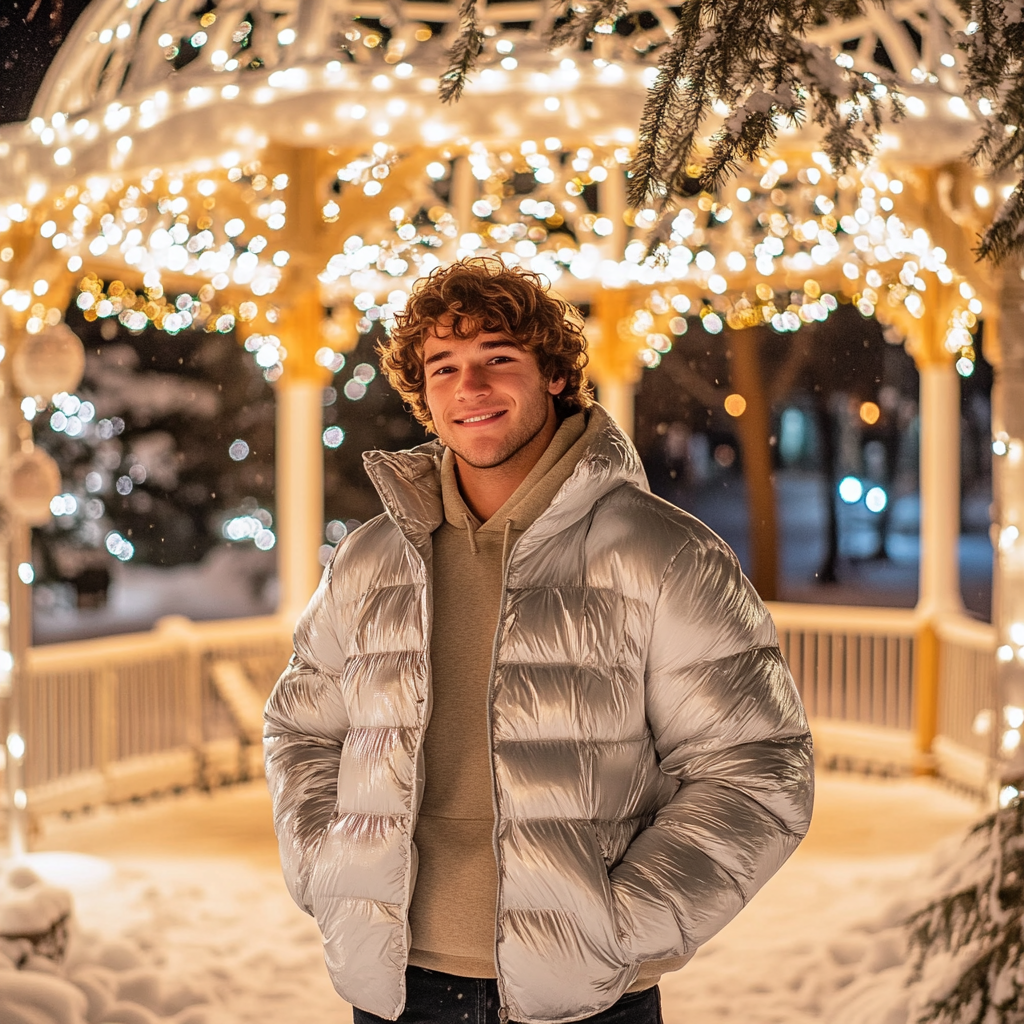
[
  {"xmin": 610, "ymin": 529, "xmax": 813, "ymax": 964},
  {"xmin": 264, "ymin": 553, "xmax": 351, "ymax": 916}
]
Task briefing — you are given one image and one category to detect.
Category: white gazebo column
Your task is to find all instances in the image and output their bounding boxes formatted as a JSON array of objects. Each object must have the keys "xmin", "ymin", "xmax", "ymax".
[
  {"xmin": 917, "ymin": 359, "xmax": 964, "ymax": 617},
  {"xmin": 592, "ymin": 168, "xmax": 635, "ymax": 439},
  {"xmin": 274, "ymin": 289, "xmax": 328, "ymax": 621},
  {"xmin": 4, "ymin": 522, "xmax": 32, "ymax": 857},
  {"xmin": 911, "ymin": 340, "xmax": 964, "ymax": 775},
  {"xmin": 598, "ymin": 379, "xmax": 635, "ymax": 439},
  {"xmin": 994, "ymin": 265, "xmax": 1024, "ymax": 786},
  {"xmin": 1, "ymin": 345, "xmax": 30, "ymax": 856}
]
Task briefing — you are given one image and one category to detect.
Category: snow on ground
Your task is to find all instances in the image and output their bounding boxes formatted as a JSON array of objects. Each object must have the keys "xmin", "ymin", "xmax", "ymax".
[
  {"xmin": 33, "ymin": 545, "xmax": 278, "ymax": 645},
  {"xmin": 1, "ymin": 773, "xmax": 985, "ymax": 1023}
]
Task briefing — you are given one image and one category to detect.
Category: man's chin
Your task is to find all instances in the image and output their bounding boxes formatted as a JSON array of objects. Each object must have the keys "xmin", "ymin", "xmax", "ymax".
[{"xmin": 448, "ymin": 445, "xmax": 512, "ymax": 470}]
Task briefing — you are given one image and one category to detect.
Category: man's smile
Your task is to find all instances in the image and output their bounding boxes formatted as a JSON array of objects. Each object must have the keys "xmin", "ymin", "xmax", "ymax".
[{"xmin": 454, "ymin": 410, "xmax": 507, "ymax": 425}]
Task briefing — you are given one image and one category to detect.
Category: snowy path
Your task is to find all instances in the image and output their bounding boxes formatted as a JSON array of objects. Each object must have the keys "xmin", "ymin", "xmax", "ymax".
[{"xmin": 11, "ymin": 773, "xmax": 982, "ymax": 1024}]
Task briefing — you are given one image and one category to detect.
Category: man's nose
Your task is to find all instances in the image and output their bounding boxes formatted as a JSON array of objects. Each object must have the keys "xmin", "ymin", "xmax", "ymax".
[{"xmin": 456, "ymin": 364, "xmax": 490, "ymax": 397}]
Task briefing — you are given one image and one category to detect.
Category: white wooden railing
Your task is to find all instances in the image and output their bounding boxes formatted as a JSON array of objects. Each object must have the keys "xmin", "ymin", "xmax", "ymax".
[
  {"xmin": 0, "ymin": 602, "xmax": 999, "ymax": 824},
  {"xmin": 768, "ymin": 602, "xmax": 998, "ymax": 794},
  {"xmin": 14, "ymin": 614, "xmax": 292, "ymax": 816},
  {"xmin": 934, "ymin": 614, "xmax": 998, "ymax": 792},
  {"xmin": 768, "ymin": 603, "xmax": 921, "ymax": 774}
]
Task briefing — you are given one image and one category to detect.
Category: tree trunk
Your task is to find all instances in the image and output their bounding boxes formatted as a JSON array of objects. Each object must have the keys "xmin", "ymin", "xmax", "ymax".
[
  {"xmin": 729, "ymin": 328, "xmax": 779, "ymax": 601},
  {"xmin": 814, "ymin": 393, "xmax": 840, "ymax": 584}
]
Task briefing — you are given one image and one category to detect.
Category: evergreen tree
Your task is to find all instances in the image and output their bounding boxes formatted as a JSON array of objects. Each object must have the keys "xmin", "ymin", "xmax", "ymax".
[
  {"xmin": 436, "ymin": 0, "xmax": 1024, "ymax": 260},
  {"xmin": 31, "ymin": 302, "xmax": 276, "ymax": 607}
]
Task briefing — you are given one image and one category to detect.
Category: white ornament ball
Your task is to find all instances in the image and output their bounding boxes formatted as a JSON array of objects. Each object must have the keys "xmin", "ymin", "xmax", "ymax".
[
  {"xmin": 12, "ymin": 323, "xmax": 86, "ymax": 399},
  {"xmin": 0, "ymin": 449, "xmax": 62, "ymax": 525}
]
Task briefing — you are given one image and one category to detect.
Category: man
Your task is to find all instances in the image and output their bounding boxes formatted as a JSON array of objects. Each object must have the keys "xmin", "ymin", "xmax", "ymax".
[{"xmin": 264, "ymin": 258, "xmax": 814, "ymax": 1024}]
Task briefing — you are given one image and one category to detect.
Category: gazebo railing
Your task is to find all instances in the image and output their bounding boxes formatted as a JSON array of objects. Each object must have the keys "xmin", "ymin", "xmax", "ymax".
[
  {"xmin": 10, "ymin": 615, "xmax": 292, "ymax": 816},
  {"xmin": 934, "ymin": 614, "xmax": 998, "ymax": 792},
  {"xmin": 771, "ymin": 603, "xmax": 918, "ymax": 730},
  {"xmin": 769, "ymin": 603, "xmax": 920, "ymax": 776},
  {"xmin": 768, "ymin": 602, "xmax": 998, "ymax": 793},
  {"xmin": 0, "ymin": 601, "xmax": 998, "ymax": 825}
]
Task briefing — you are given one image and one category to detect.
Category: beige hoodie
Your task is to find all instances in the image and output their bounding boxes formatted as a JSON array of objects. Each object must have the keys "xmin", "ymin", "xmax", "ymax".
[{"xmin": 409, "ymin": 412, "xmax": 680, "ymax": 992}]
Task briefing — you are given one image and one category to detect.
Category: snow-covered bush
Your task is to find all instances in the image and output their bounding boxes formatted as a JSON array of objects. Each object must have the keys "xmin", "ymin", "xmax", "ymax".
[
  {"xmin": 0, "ymin": 861, "xmax": 214, "ymax": 1024},
  {"xmin": 906, "ymin": 798, "xmax": 1024, "ymax": 1024},
  {"xmin": 787, "ymin": 799, "xmax": 1024, "ymax": 1024}
]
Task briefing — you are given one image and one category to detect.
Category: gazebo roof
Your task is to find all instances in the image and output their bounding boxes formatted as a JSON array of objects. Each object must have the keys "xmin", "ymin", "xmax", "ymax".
[
  {"xmin": 0, "ymin": 0, "xmax": 1000, "ymax": 384},
  {"xmin": 0, "ymin": 0, "xmax": 985, "ymax": 194}
]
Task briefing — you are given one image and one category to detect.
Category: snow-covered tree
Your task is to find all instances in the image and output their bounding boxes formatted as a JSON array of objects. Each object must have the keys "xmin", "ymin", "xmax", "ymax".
[
  {"xmin": 437, "ymin": 0, "xmax": 1024, "ymax": 261},
  {"xmin": 31, "ymin": 305, "xmax": 276, "ymax": 606}
]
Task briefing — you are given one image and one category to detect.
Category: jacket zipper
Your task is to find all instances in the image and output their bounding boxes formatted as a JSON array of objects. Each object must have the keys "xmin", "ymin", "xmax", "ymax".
[
  {"xmin": 488, "ymin": 523, "xmax": 519, "ymax": 1024},
  {"xmin": 404, "ymin": 537, "xmax": 433, "ymax": 1013}
]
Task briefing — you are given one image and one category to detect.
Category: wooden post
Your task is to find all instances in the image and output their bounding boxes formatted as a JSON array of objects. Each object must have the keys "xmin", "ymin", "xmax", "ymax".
[
  {"xmin": 914, "ymin": 620, "xmax": 940, "ymax": 774},
  {"xmin": 589, "ymin": 288, "xmax": 641, "ymax": 440},
  {"xmin": 95, "ymin": 668, "xmax": 117, "ymax": 773},
  {"xmin": 728, "ymin": 327, "xmax": 779, "ymax": 601}
]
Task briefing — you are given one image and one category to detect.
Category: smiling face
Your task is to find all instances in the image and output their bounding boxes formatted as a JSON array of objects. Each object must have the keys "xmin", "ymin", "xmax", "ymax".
[{"xmin": 423, "ymin": 325, "xmax": 566, "ymax": 473}]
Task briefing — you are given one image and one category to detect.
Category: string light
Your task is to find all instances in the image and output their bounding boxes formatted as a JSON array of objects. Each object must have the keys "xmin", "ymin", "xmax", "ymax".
[
  {"xmin": 0, "ymin": 1, "xmax": 990, "ymax": 397},
  {"xmin": 10, "ymin": 144, "xmax": 987, "ymax": 370}
]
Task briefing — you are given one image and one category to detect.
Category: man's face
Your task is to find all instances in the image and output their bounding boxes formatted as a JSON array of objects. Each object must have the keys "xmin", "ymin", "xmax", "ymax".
[{"xmin": 422, "ymin": 325, "xmax": 565, "ymax": 470}]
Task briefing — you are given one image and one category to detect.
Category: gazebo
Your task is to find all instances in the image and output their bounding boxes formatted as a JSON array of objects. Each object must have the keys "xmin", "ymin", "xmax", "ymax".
[{"xmin": 0, "ymin": 0, "xmax": 1019, "ymax": 851}]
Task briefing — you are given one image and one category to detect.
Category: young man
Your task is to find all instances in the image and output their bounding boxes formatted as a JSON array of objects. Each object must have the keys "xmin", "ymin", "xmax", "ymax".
[{"xmin": 264, "ymin": 258, "xmax": 814, "ymax": 1024}]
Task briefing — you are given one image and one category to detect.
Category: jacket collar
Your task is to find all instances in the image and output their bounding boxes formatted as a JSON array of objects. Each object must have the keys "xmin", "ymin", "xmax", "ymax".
[{"xmin": 361, "ymin": 404, "xmax": 648, "ymax": 548}]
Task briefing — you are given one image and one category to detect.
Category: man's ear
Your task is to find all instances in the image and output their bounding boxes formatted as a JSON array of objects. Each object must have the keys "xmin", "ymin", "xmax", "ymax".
[{"xmin": 548, "ymin": 376, "xmax": 567, "ymax": 396}]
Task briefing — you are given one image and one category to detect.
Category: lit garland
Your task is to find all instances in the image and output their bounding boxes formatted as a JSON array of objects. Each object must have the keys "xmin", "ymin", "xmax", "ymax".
[
  {"xmin": 0, "ymin": 163, "xmax": 295, "ymax": 377},
  {"xmin": 311, "ymin": 143, "xmax": 988, "ymax": 375},
  {"xmin": 0, "ymin": 1, "xmax": 994, "ymax": 393},
  {"xmin": 0, "ymin": 142, "xmax": 990, "ymax": 385}
]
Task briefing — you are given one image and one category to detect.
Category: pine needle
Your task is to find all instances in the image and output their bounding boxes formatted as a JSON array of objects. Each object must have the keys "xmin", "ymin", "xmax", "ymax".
[
  {"xmin": 430, "ymin": 0, "xmax": 1024, "ymax": 260},
  {"xmin": 439, "ymin": 0, "xmax": 485, "ymax": 104},
  {"xmin": 549, "ymin": 0, "xmax": 629, "ymax": 48},
  {"xmin": 959, "ymin": 0, "xmax": 1024, "ymax": 260},
  {"xmin": 627, "ymin": 1, "xmax": 897, "ymax": 211}
]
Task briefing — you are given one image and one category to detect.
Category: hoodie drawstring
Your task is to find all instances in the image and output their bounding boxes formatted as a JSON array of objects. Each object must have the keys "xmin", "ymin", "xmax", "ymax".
[{"xmin": 462, "ymin": 513, "xmax": 516, "ymax": 563}]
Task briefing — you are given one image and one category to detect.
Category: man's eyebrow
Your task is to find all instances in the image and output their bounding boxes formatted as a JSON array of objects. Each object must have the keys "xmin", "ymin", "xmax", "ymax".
[
  {"xmin": 423, "ymin": 338, "xmax": 521, "ymax": 366},
  {"xmin": 424, "ymin": 348, "xmax": 453, "ymax": 367}
]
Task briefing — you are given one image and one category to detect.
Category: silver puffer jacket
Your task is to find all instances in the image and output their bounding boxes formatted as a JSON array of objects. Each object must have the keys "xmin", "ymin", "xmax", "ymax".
[{"xmin": 264, "ymin": 408, "xmax": 813, "ymax": 1024}]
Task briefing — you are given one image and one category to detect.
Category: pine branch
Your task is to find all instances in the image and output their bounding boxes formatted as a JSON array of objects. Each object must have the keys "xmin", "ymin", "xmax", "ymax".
[
  {"xmin": 627, "ymin": 0, "xmax": 703, "ymax": 208},
  {"xmin": 627, "ymin": 1, "xmax": 898, "ymax": 210},
  {"xmin": 975, "ymin": 188, "xmax": 1024, "ymax": 261},
  {"xmin": 958, "ymin": 1, "xmax": 1024, "ymax": 260},
  {"xmin": 549, "ymin": 0, "xmax": 629, "ymax": 49},
  {"xmin": 906, "ymin": 800, "xmax": 1024, "ymax": 1024},
  {"xmin": 702, "ymin": 109, "xmax": 785, "ymax": 193},
  {"xmin": 439, "ymin": 0, "xmax": 485, "ymax": 104}
]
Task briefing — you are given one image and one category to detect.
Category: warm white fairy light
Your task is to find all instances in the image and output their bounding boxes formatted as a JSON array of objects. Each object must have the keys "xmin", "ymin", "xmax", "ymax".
[{"xmin": 0, "ymin": 0, "xmax": 988, "ymax": 396}]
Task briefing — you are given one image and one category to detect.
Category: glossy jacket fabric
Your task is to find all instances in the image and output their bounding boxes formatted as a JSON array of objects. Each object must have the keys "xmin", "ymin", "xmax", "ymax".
[{"xmin": 264, "ymin": 407, "xmax": 814, "ymax": 1024}]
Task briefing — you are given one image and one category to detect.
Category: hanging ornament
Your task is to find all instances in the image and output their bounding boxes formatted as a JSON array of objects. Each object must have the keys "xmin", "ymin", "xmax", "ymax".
[
  {"xmin": 12, "ymin": 324, "xmax": 86, "ymax": 400},
  {"xmin": 0, "ymin": 448, "xmax": 62, "ymax": 526}
]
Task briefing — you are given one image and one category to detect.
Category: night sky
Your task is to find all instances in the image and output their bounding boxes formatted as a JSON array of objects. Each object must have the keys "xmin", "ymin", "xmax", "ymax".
[{"xmin": 0, "ymin": 0, "xmax": 94, "ymax": 125}]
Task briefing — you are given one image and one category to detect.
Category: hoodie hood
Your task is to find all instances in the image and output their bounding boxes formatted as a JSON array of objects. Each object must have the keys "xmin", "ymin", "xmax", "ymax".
[{"xmin": 361, "ymin": 404, "xmax": 648, "ymax": 550}]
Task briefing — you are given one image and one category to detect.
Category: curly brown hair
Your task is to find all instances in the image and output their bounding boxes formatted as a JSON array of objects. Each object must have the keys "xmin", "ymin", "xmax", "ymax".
[{"xmin": 378, "ymin": 257, "xmax": 592, "ymax": 432}]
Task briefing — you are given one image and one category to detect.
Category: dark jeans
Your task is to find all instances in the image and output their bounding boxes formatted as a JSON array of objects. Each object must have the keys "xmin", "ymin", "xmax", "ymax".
[{"xmin": 352, "ymin": 966, "xmax": 663, "ymax": 1024}]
